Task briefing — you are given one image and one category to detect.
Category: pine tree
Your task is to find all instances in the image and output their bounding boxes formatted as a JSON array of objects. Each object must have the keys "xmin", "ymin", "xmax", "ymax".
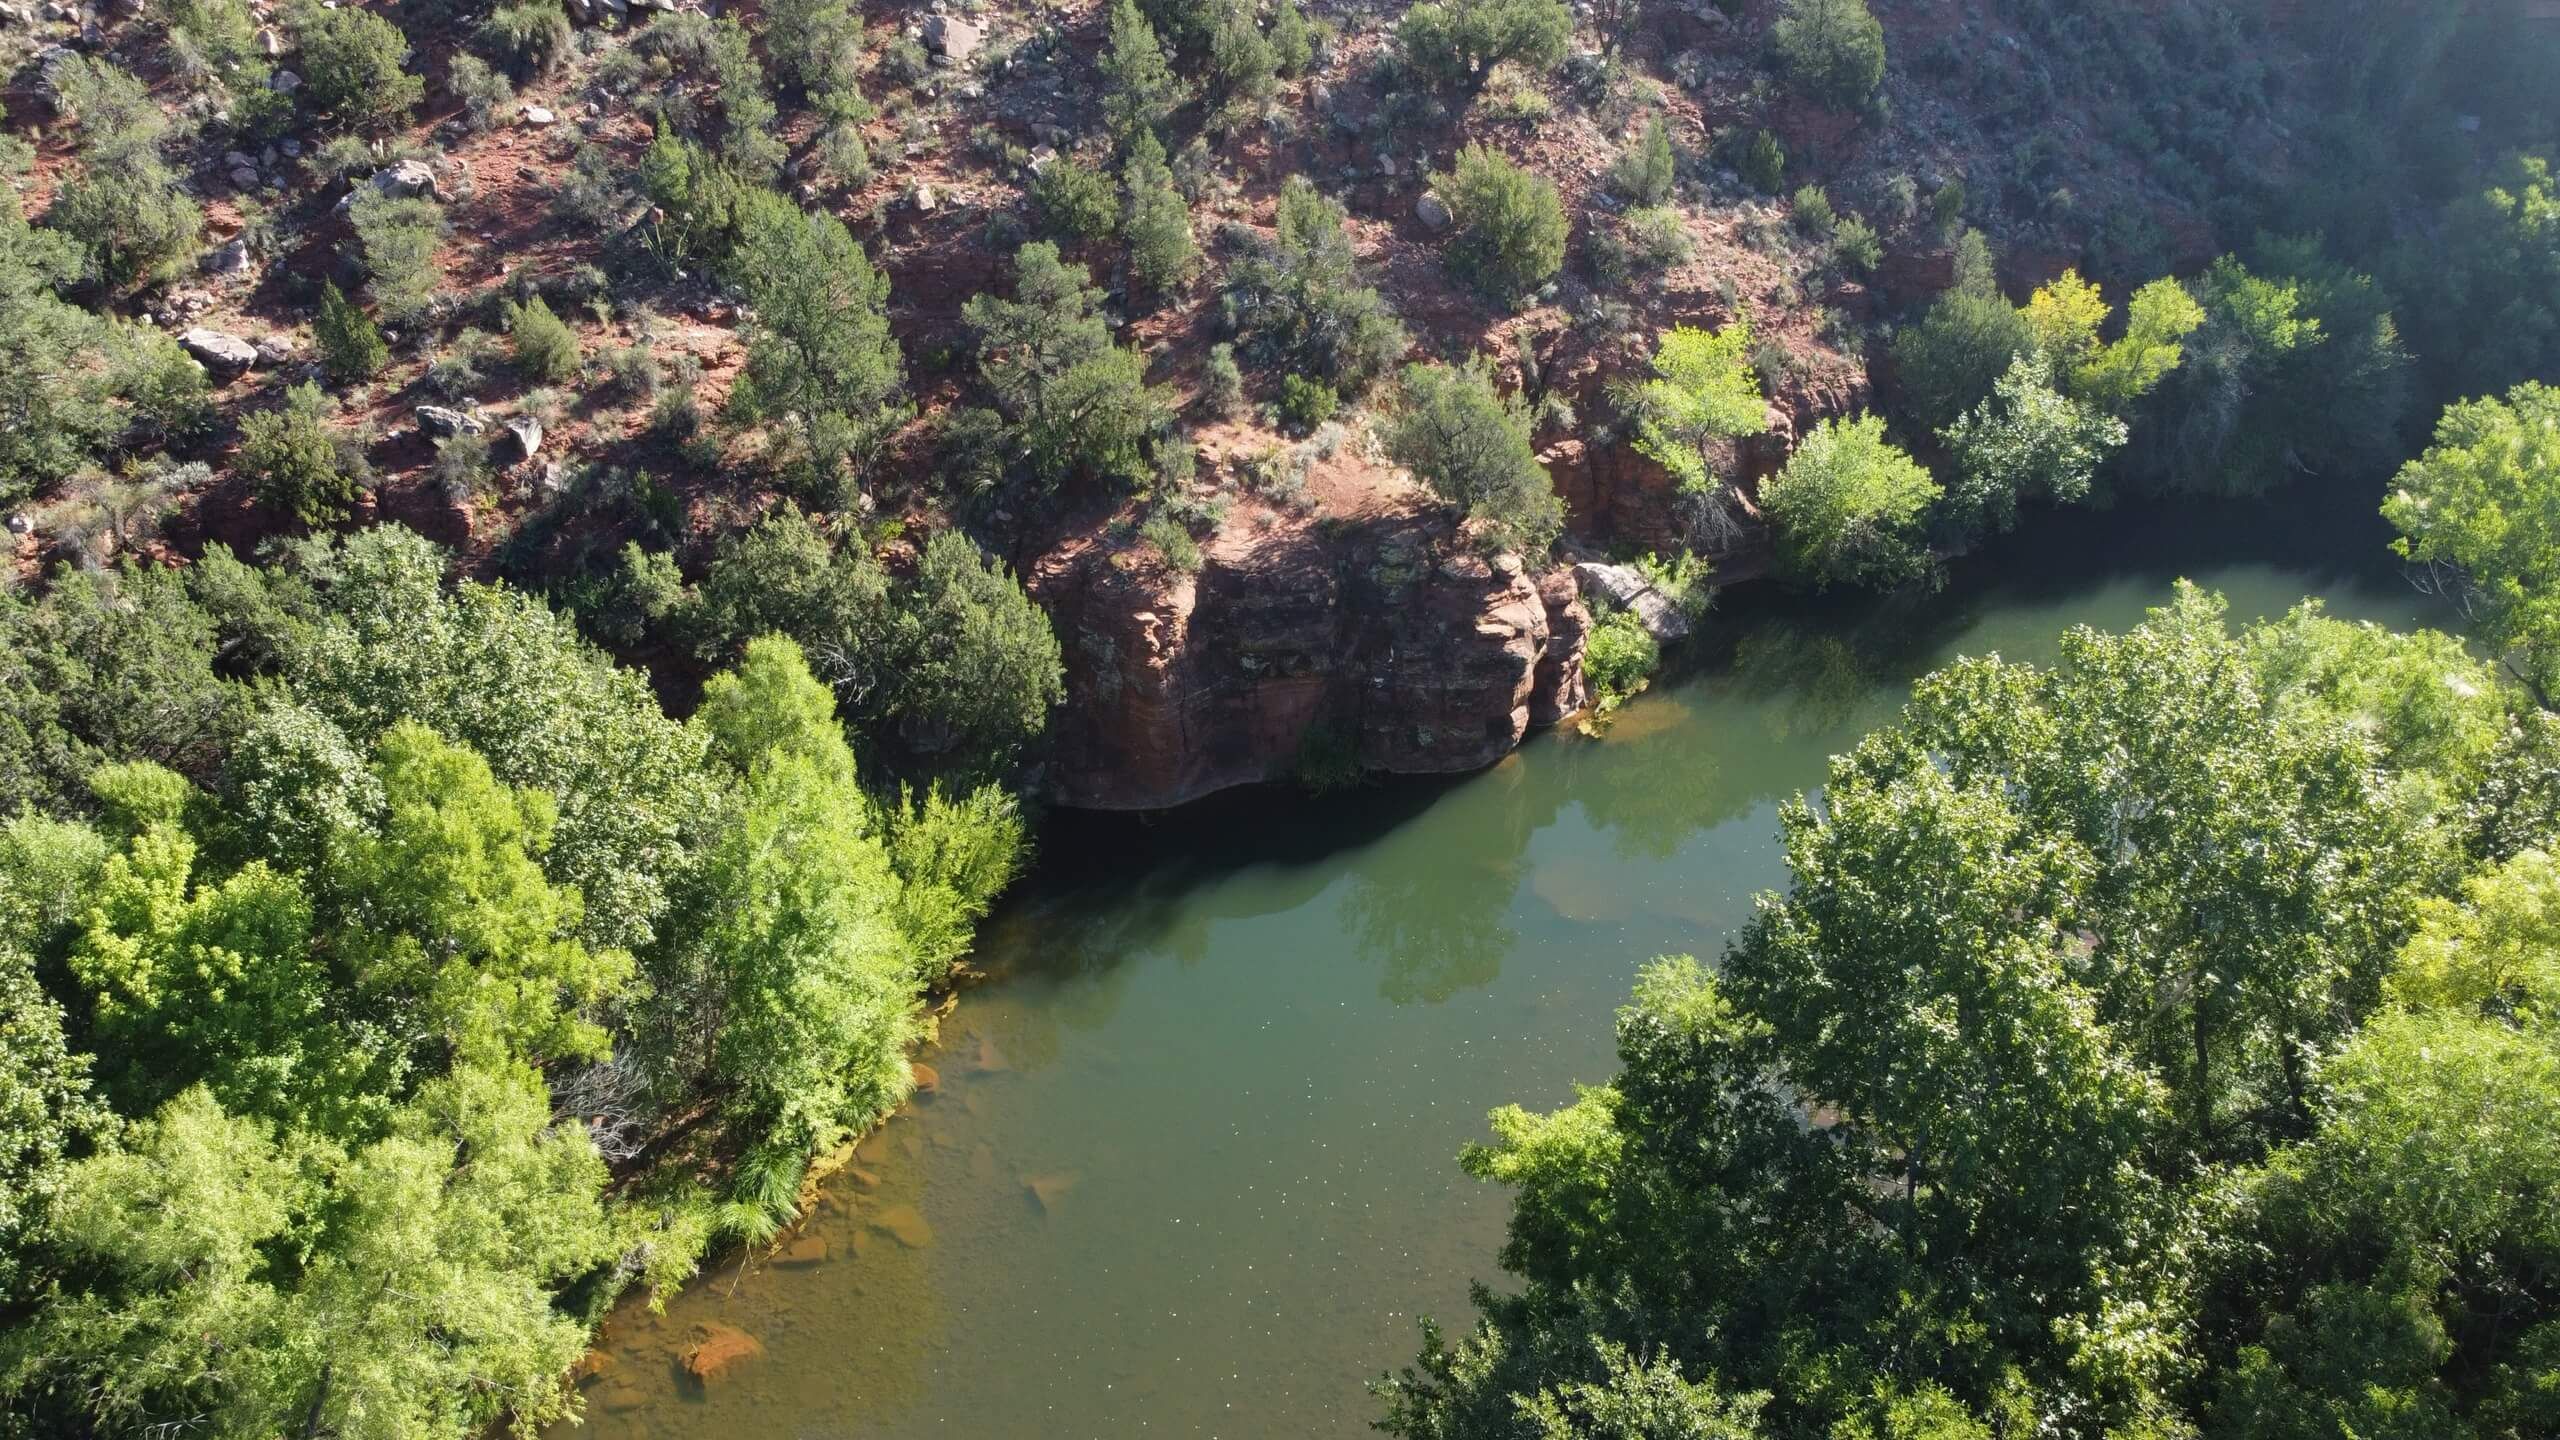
[
  {"xmin": 1122, "ymin": 132, "xmax": 1198, "ymax": 302},
  {"xmin": 1100, "ymin": 0, "xmax": 1183, "ymax": 147},
  {"xmin": 314, "ymin": 283, "xmax": 389, "ymax": 384}
]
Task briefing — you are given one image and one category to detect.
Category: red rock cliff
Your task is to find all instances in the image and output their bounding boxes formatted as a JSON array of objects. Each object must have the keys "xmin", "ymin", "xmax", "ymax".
[{"xmin": 1031, "ymin": 510, "xmax": 1588, "ymax": 810}]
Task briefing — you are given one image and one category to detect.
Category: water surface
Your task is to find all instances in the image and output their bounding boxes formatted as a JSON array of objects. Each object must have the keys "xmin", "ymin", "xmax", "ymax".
[{"xmin": 569, "ymin": 499, "xmax": 2437, "ymax": 1439}]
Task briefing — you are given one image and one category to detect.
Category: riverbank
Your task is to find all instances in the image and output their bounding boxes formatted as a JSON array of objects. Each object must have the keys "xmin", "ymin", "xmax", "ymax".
[{"xmin": 553, "ymin": 488, "xmax": 2436, "ymax": 1439}]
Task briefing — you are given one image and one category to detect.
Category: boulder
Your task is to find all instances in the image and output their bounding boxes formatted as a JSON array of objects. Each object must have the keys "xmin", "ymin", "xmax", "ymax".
[
  {"xmin": 254, "ymin": 335, "xmax": 297, "ymax": 366},
  {"xmin": 1025, "ymin": 1172, "xmax": 1077, "ymax": 1213},
  {"xmin": 1415, "ymin": 191, "xmax": 1451, "ymax": 230},
  {"xmin": 923, "ymin": 13, "xmax": 982, "ymax": 60},
  {"xmin": 180, "ymin": 328, "xmax": 258, "ymax": 376},
  {"xmin": 678, "ymin": 1324, "xmax": 761, "ymax": 1387},
  {"xmin": 909, "ymin": 1060, "xmax": 939, "ymax": 1094},
  {"xmin": 520, "ymin": 103, "xmax": 554, "ymax": 126},
  {"xmin": 267, "ymin": 68, "xmax": 299, "ymax": 93},
  {"xmin": 502, "ymin": 414, "xmax": 543, "ymax": 461},
  {"xmin": 1571, "ymin": 562, "xmax": 1694, "ymax": 643},
  {"xmin": 368, "ymin": 158, "xmax": 439, "ymax": 200},
  {"xmin": 415, "ymin": 405, "xmax": 487, "ymax": 437},
  {"xmin": 229, "ymin": 165, "xmax": 260, "ymax": 188},
  {"xmin": 202, "ymin": 238, "xmax": 251, "ymax": 277},
  {"xmin": 775, "ymin": 1235, "xmax": 828, "ymax": 1267},
  {"xmin": 5, "ymin": 514, "xmax": 33, "ymax": 536},
  {"xmin": 907, "ymin": 182, "xmax": 937, "ymax": 213}
]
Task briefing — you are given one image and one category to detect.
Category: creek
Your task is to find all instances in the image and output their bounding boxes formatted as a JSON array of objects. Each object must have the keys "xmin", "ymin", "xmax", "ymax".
[{"xmin": 563, "ymin": 494, "xmax": 2436, "ymax": 1439}]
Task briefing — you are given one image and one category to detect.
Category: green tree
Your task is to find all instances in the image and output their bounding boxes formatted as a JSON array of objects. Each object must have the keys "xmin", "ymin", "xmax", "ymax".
[
  {"xmin": 1939, "ymin": 353, "xmax": 2127, "ymax": 537},
  {"xmin": 685, "ymin": 503, "xmax": 893, "ymax": 683},
  {"xmin": 761, "ymin": 0, "xmax": 866, "ymax": 114},
  {"xmin": 1124, "ymin": 131, "xmax": 1199, "ymax": 300},
  {"xmin": 1759, "ymin": 413, "xmax": 1939, "ymax": 588},
  {"xmin": 647, "ymin": 636, "xmax": 916, "ymax": 1182},
  {"xmin": 888, "ymin": 530, "xmax": 1065, "ymax": 781},
  {"xmin": 1890, "ymin": 235, "xmax": 2035, "ymax": 432},
  {"xmin": 2068, "ymin": 276, "xmax": 2205, "ymax": 414},
  {"xmin": 1395, "ymin": 0, "xmax": 1571, "ymax": 93},
  {"xmin": 348, "ymin": 189, "xmax": 448, "ymax": 325},
  {"xmin": 315, "ymin": 281, "xmax": 389, "ymax": 383},
  {"xmin": 724, "ymin": 193, "xmax": 908, "ymax": 505},
  {"xmin": 1435, "ymin": 144, "xmax": 1567, "ymax": 306},
  {"xmin": 2384, "ymin": 381, "xmax": 2560, "ymax": 703},
  {"xmin": 1618, "ymin": 320, "xmax": 1771, "ymax": 491},
  {"xmin": 1101, "ymin": 0, "xmax": 1185, "ymax": 146},
  {"xmin": 46, "ymin": 58, "xmax": 204, "ymax": 288},
  {"xmin": 1224, "ymin": 177, "xmax": 1410, "ymax": 392},
  {"xmin": 238, "ymin": 382, "xmax": 368, "ymax": 525},
  {"xmin": 2, "ymin": 173, "xmax": 208, "ymax": 503},
  {"xmin": 1770, "ymin": 0, "xmax": 1887, "ymax": 110},
  {"xmin": 964, "ymin": 242, "xmax": 1171, "ymax": 491},
  {"xmin": 0, "ymin": 943, "xmax": 103, "ymax": 1304},
  {"xmin": 1383, "ymin": 588, "xmax": 2472, "ymax": 1440},
  {"xmin": 286, "ymin": 0, "xmax": 426, "ymax": 128},
  {"xmin": 1033, "ymin": 155, "xmax": 1121, "ymax": 247},
  {"xmin": 7, "ymin": 1068, "xmax": 617, "ymax": 1440},
  {"xmin": 338, "ymin": 722, "xmax": 633, "ymax": 1070},
  {"xmin": 1382, "ymin": 360, "xmax": 1563, "ymax": 556},
  {"xmin": 283, "ymin": 526, "xmax": 708, "ymax": 952}
]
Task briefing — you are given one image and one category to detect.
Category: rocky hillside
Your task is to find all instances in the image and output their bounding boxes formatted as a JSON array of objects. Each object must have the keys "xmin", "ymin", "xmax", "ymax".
[{"xmin": 0, "ymin": 0, "xmax": 2376, "ymax": 806}]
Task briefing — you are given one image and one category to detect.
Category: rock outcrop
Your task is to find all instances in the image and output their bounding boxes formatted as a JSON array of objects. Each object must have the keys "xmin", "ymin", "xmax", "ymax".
[{"xmin": 1033, "ymin": 511, "xmax": 1589, "ymax": 810}]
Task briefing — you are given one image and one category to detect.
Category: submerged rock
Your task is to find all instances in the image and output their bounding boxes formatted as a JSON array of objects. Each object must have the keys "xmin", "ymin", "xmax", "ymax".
[
  {"xmin": 870, "ymin": 1204, "xmax": 934, "ymax": 1248},
  {"xmin": 1025, "ymin": 1172, "xmax": 1078, "ymax": 1214},
  {"xmin": 678, "ymin": 1323, "xmax": 762, "ymax": 1386},
  {"xmin": 776, "ymin": 1234, "xmax": 828, "ymax": 1267}
]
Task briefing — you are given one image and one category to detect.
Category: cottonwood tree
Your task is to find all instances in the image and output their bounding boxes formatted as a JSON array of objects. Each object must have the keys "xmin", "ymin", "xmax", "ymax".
[
  {"xmin": 1383, "ymin": 588, "xmax": 2487, "ymax": 1439},
  {"xmin": 2385, "ymin": 381, "xmax": 2560, "ymax": 704},
  {"xmin": 1759, "ymin": 413, "xmax": 1939, "ymax": 588}
]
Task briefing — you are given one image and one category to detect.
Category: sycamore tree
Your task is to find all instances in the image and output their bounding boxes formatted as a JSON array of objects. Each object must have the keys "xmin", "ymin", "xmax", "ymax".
[{"xmin": 2385, "ymin": 381, "xmax": 2560, "ymax": 704}]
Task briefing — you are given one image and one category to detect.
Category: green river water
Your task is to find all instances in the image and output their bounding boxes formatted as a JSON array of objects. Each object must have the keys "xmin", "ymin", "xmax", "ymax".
[{"xmin": 566, "ymin": 499, "xmax": 2437, "ymax": 1439}]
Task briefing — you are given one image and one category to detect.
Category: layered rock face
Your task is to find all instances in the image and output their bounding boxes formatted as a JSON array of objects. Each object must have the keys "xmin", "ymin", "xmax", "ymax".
[{"xmin": 1032, "ymin": 511, "xmax": 1589, "ymax": 810}]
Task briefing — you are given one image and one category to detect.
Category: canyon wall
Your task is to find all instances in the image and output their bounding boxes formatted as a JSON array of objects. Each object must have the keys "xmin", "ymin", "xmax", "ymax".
[{"xmin": 1031, "ymin": 511, "xmax": 1587, "ymax": 811}]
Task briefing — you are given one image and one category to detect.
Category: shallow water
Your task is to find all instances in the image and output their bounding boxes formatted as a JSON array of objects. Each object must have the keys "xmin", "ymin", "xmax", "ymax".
[{"xmin": 566, "ymin": 498, "xmax": 2438, "ymax": 1439}]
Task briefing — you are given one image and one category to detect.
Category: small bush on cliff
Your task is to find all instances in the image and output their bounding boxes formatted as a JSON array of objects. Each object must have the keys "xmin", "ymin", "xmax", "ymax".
[
  {"xmin": 1771, "ymin": 0, "xmax": 1887, "ymax": 111},
  {"xmin": 239, "ymin": 382, "xmax": 368, "ymax": 524},
  {"xmin": 1102, "ymin": 0, "xmax": 1185, "ymax": 146},
  {"xmin": 1395, "ymin": 0, "xmax": 1571, "ymax": 94},
  {"xmin": 1033, "ymin": 157, "xmax": 1119, "ymax": 248},
  {"xmin": 1224, "ymin": 178, "xmax": 1410, "ymax": 395},
  {"xmin": 314, "ymin": 282, "xmax": 388, "ymax": 384},
  {"xmin": 1610, "ymin": 118, "xmax": 1677, "ymax": 207},
  {"xmin": 1583, "ymin": 608, "xmax": 1660, "ymax": 712},
  {"xmin": 287, "ymin": 0, "xmax": 425, "ymax": 130},
  {"xmin": 1122, "ymin": 133, "xmax": 1199, "ymax": 301},
  {"xmin": 1382, "ymin": 359, "xmax": 1562, "ymax": 557},
  {"xmin": 505, "ymin": 294, "xmax": 581, "ymax": 383},
  {"xmin": 1278, "ymin": 375, "xmax": 1337, "ymax": 433},
  {"xmin": 1436, "ymin": 145, "xmax": 1567, "ymax": 307}
]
